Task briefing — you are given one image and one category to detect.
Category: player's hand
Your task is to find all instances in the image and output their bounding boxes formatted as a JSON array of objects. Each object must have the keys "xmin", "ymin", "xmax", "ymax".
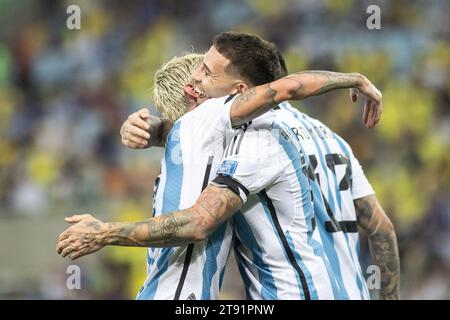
[
  {"xmin": 56, "ymin": 214, "xmax": 108, "ymax": 260},
  {"xmin": 120, "ymin": 108, "xmax": 152, "ymax": 149},
  {"xmin": 349, "ymin": 74, "xmax": 382, "ymax": 129}
]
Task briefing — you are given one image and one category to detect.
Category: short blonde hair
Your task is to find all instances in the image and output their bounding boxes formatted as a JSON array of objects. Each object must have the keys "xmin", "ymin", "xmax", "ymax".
[{"xmin": 153, "ymin": 53, "xmax": 203, "ymax": 122}]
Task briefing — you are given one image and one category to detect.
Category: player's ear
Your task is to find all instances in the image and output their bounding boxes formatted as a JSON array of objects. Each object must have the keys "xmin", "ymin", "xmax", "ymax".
[
  {"xmin": 232, "ymin": 82, "xmax": 250, "ymax": 94},
  {"xmin": 184, "ymin": 84, "xmax": 201, "ymax": 110},
  {"xmin": 184, "ymin": 84, "xmax": 197, "ymax": 100}
]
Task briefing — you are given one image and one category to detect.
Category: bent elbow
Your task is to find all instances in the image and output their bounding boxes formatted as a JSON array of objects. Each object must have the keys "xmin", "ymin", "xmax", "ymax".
[{"xmin": 188, "ymin": 214, "xmax": 213, "ymax": 243}]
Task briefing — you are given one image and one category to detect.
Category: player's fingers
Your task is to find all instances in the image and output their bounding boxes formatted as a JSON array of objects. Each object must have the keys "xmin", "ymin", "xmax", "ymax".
[
  {"xmin": 122, "ymin": 138, "xmax": 145, "ymax": 149},
  {"xmin": 366, "ymin": 100, "xmax": 375, "ymax": 128},
  {"xmin": 69, "ymin": 245, "xmax": 95, "ymax": 260},
  {"xmin": 362, "ymin": 100, "xmax": 370, "ymax": 128},
  {"xmin": 57, "ymin": 236, "xmax": 78, "ymax": 253},
  {"xmin": 372, "ymin": 101, "xmax": 380, "ymax": 126},
  {"xmin": 69, "ymin": 252, "xmax": 83, "ymax": 261},
  {"xmin": 58, "ymin": 231, "xmax": 70, "ymax": 243},
  {"xmin": 350, "ymin": 88, "xmax": 358, "ymax": 103},
  {"xmin": 125, "ymin": 125, "xmax": 150, "ymax": 140},
  {"xmin": 65, "ymin": 214, "xmax": 92, "ymax": 224},
  {"xmin": 64, "ymin": 216, "xmax": 81, "ymax": 224},
  {"xmin": 374, "ymin": 103, "xmax": 382, "ymax": 125},
  {"xmin": 122, "ymin": 139, "xmax": 140, "ymax": 149},
  {"xmin": 70, "ymin": 250, "xmax": 90, "ymax": 261},
  {"xmin": 66, "ymin": 243, "xmax": 89, "ymax": 260},
  {"xmin": 56, "ymin": 238, "xmax": 72, "ymax": 254},
  {"xmin": 122, "ymin": 138, "xmax": 135, "ymax": 149},
  {"xmin": 376, "ymin": 98, "xmax": 383, "ymax": 124},
  {"xmin": 128, "ymin": 115, "xmax": 150, "ymax": 131},
  {"xmin": 138, "ymin": 108, "xmax": 150, "ymax": 119},
  {"xmin": 125, "ymin": 133, "xmax": 149, "ymax": 146},
  {"xmin": 61, "ymin": 245, "xmax": 76, "ymax": 258}
]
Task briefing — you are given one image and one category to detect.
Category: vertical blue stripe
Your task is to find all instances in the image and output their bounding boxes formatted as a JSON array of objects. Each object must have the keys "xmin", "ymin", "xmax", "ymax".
[
  {"xmin": 270, "ymin": 122, "xmax": 337, "ymax": 299},
  {"xmin": 219, "ymin": 238, "xmax": 233, "ymax": 290},
  {"xmin": 233, "ymin": 211, "xmax": 278, "ymax": 299},
  {"xmin": 299, "ymin": 113, "xmax": 343, "ymax": 218},
  {"xmin": 309, "ymin": 186, "xmax": 342, "ymax": 297},
  {"xmin": 285, "ymin": 230, "xmax": 324, "ymax": 299},
  {"xmin": 332, "ymin": 132, "xmax": 367, "ymax": 299},
  {"xmin": 257, "ymin": 193, "xmax": 313, "ymax": 299},
  {"xmin": 137, "ymin": 248, "xmax": 174, "ymax": 299},
  {"xmin": 286, "ymin": 105, "xmax": 367, "ymax": 299},
  {"xmin": 278, "ymin": 105, "xmax": 350, "ymax": 299},
  {"xmin": 201, "ymin": 223, "xmax": 228, "ymax": 299},
  {"xmin": 219, "ymin": 260, "xmax": 227, "ymax": 289},
  {"xmin": 137, "ymin": 122, "xmax": 183, "ymax": 300},
  {"xmin": 301, "ymin": 114, "xmax": 365, "ymax": 299},
  {"xmin": 234, "ymin": 241, "xmax": 253, "ymax": 300},
  {"xmin": 147, "ymin": 252, "xmax": 155, "ymax": 266},
  {"xmin": 282, "ymin": 105, "xmax": 340, "ymax": 220},
  {"xmin": 161, "ymin": 122, "xmax": 184, "ymax": 214},
  {"xmin": 262, "ymin": 123, "xmax": 322, "ymax": 298}
]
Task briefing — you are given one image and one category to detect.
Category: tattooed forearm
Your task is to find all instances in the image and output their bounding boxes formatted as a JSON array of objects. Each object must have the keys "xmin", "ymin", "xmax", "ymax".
[
  {"xmin": 355, "ymin": 195, "xmax": 400, "ymax": 300},
  {"xmin": 229, "ymin": 70, "xmax": 368, "ymax": 127},
  {"xmin": 106, "ymin": 212, "xmax": 195, "ymax": 247},
  {"xmin": 230, "ymin": 84, "xmax": 278, "ymax": 126},
  {"xmin": 284, "ymin": 71, "xmax": 361, "ymax": 99},
  {"xmin": 105, "ymin": 185, "xmax": 242, "ymax": 248}
]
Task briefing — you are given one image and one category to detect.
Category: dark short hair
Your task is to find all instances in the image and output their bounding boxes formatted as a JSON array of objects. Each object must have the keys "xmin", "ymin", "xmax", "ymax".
[
  {"xmin": 212, "ymin": 31, "xmax": 282, "ymax": 86},
  {"xmin": 269, "ymin": 42, "xmax": 288, "ymax": 78}
]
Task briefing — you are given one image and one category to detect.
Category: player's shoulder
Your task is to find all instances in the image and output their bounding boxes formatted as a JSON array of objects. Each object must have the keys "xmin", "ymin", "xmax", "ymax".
[
  {"xmin": 191, "ymin": 95, "xmax": 233, "ymax": 116},
  {"xmin": 174, "ymin": 95, "xmax": 236, "ymax": 143},
  {"xmin": 175, "ymin": 95, "xmax": 232, "ymax": 128}
]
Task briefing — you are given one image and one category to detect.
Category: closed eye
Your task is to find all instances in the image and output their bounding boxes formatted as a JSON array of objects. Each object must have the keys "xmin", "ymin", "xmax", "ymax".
[{"xmin": 203, "ymin": 63, "xmax": 212, "ymax": 76}]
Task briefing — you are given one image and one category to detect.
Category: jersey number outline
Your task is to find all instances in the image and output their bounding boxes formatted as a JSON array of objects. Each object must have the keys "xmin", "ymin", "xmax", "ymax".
[{"xmin": 308, "ymin": 153, "xmax": 357, "ymax": 233}]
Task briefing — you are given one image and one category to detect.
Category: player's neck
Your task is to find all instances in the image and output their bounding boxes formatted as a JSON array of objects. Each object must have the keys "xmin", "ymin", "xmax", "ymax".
[{"xmin": 187, "ymin": 100, "xmax": 205, "ymax": 112}]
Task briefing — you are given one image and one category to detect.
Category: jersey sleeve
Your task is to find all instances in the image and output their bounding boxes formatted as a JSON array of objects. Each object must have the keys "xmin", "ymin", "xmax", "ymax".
[
  {"xmin": 350, "ymin": 153, "xmax": 375, "ymax": 200},
  {"xmin": 211, "ymin": 129, "xmax": 285, "ymax": 203}
]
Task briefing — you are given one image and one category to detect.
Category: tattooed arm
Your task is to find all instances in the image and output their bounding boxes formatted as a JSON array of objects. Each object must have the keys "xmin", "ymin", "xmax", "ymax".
[
  {"xmin": 230, "ymin": 71, "xmax": 382, "ymax": 128},
  {"xmin": 121, "ymin": 71, "xmax": 383, "ymax": 149},
  {"xmin": 56, "ymin": 186, "xmax": 242, "ymax": 260},
  {"xmin": 354, "ymin": 194, "xmax": 400, "ymax": 300}
]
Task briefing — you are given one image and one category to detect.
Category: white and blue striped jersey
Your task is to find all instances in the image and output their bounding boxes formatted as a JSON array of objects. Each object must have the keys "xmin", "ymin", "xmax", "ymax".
[
  {"xmin": 212, "ymin": 111, "xmax": 339, "ymax": 300},
  {"xmin": 213, "ymin": 103, "xmax": 374, "ymax": 300},
  {"xmin": 136, "ymin": 95, "xmax": 238, "ymax": 300},
  {"xmin": 275, "ymin": 102, "xmax": 374, "ymax": 299}
]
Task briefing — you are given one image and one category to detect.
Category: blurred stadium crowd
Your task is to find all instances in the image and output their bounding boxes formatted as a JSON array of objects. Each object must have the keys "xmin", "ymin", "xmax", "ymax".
[{"xmin": 0, "ymin": 0, "xmax": 449, "ymax": 299}]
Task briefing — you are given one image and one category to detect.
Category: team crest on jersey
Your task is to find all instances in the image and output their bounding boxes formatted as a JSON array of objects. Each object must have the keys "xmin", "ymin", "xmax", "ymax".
[{"xmin": 218, "ymin": 160, "xmax": 238, "ymax": 177}]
